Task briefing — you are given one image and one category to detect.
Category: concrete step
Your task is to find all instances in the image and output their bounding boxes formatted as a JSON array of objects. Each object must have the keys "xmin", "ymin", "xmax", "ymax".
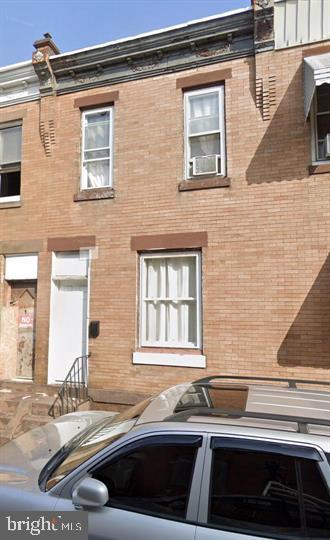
[
  {"xmin": 0, "ymin": 380, "xmax": 59, "ymax": 397},
  {"xmin": 0, "ymin": 380, "xmax": 102, "ymax": 446},
  {"xmin": 0, "ymin": 389, "xmax": 54, "ymax": 414},
  {"xmin": 31, "ymin": 397, "xmax": 55, "ymax": 416},
  {"xmin": 0, "ymin": 380, "xmax": 135, "ymax": 446},
  {"xmin": 0, "ymin": 393, "xmax": 22, "ymax": 414},
  {"xmin": 0, "ymin": 389, "xmax": 61, "ymax": 445}
]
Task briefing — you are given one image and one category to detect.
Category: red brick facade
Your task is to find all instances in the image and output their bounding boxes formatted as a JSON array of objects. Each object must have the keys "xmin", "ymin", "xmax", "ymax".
[{"xmin": 1, "ymin": 10, "xmax": 330, "ymax": 397}]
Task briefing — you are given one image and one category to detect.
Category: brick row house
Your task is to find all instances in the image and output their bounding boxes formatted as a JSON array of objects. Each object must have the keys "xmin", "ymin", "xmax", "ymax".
[{"xmin": 0, "ymin": 0, "xmax": 330, "ymax": 406}]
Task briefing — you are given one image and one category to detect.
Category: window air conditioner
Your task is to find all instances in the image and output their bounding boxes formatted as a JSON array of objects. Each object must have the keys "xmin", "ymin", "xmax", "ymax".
[
  {"xmin": 192, "ymin": 155, "xmax": 219, "ymax": 176},
  {"xmin": 325, "ymin": 134, "xmax": 330, "ymax": 158}
]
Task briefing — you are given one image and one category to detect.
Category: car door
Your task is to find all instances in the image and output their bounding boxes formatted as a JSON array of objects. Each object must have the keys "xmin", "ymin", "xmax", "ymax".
[
  {"xmin": 55, "ymin": 432, "xmax": 206, "ymax": 540},
  {"xmin": 195, "ymin": 435, "xmax": 330, "ymax": 540}
]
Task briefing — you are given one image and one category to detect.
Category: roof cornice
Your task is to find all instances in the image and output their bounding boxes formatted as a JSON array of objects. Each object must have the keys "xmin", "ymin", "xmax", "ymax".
[{"xmin": 49, "ymin": 9, "xmax": 254, "ymax": 95}]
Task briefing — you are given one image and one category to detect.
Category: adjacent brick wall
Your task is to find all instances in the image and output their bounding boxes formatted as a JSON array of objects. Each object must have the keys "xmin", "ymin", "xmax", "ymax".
[{"xmin": 1, "ymin": 41, "xmax": 330, "ymax": 394}]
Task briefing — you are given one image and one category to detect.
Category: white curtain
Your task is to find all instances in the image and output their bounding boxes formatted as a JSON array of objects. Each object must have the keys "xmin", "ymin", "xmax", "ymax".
[
  {"xmin": 190, "ymin": 134, "xmax": 220, "ymax": 158},
  {"xmin": 83, "ymin": 111, "xmax": 110, "ymax": 187},
  {"xmin": 144, "ymin": 257, "xmax": 197, "ymax": 346},
  {"xmin": 188, "ymin": 92, "xmax": 220, "ymax": 158},
  {"xmin": 85, "ymin": 160, "xmax": 110, "ymax": 188},
  {"xmin": 189, "ymin": 92, "xmax": 219, "ymax": 134},
  {"xmin": 84, "ymin": 111, "xmax": 110, "ymax": 149}
]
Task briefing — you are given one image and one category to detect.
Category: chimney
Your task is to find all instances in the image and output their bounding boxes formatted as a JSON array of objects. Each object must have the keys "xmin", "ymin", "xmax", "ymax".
[
  {"xmin": 32, "ymin": 33, "xmax": 58, "ymax": 95},
  {"xmin": 33, "ymin": 33, "xmax": 60, "ymax": 59}
]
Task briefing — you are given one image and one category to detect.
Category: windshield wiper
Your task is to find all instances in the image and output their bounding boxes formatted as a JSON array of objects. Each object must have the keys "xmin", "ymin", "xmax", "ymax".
[{"xmin": 38, "ymin": 444, "xmax": 71, "ymax": 491}]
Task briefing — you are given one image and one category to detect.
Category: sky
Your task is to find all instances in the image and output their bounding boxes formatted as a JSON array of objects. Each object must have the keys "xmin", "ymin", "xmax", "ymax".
[{"xmin": 0, "ymin": 0, "xmax": 249, "ymax": 67}]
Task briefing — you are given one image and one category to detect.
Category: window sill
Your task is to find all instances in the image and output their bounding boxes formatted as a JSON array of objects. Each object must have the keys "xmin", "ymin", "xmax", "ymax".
[
  {"xmin": 0, "ymin": 199, "xmax": 22, "ymax": 209},
  {"xmin": 74, "ymin": 187, "xmax": 115, "ymax": 201},
  {"xmin": 132, "ymin": 351, "xmax": 206, "ymax": 368},
  {"xmin": 137, "ymin": 346, "xmax": 202, "ymax": 354},
  {"xmin": 178, "ymin": 176, "xmax": 230, "ymax": 191},
  {"xmin": 308, "ymin": 163, "xmax": 330, "ymax": 175}
]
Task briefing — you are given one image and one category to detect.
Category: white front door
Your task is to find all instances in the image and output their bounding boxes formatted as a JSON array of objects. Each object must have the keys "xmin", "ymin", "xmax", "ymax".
[{"xmin": 48, "ymin": 252, "xmax": 89, "ymax": 384}]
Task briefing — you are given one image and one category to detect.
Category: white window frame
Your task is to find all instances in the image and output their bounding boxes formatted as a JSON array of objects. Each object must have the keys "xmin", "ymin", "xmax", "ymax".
[
  {"xmin": 139, "ymin": 251, "xmax": 202, "ymax": 349},
  {"xmin": 311, "ymin": 90, "xmax": 330, "ymax": 164},
  {"xmin": 80, "ymin": 106, "xmax": 114, "ymax": 190},
  {"xmin": 184, "ymin": 85, "xmax": 226, "ymax": 179},
  {"xmin": 0, "ymin": 121, "xmax": 22, "ymax": 203},
  {"xmin": 0, "ymin": 194, "xmax": 20, "ymax": 203}
]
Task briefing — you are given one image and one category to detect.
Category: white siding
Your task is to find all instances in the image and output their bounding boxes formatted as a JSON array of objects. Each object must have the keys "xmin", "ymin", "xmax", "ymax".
[{"xmin": 275, "ymin": 0, "xmax": 330, "ymax": 49}]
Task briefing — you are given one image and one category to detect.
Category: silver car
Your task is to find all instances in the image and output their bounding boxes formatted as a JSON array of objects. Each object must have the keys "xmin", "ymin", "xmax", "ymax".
[{"xmin": 0, "ymin": 374, "xmax": 330, "ymax": 539}]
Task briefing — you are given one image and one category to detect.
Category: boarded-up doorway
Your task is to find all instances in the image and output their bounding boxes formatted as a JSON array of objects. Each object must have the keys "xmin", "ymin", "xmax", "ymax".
[{"xmin": 9, "ymin": 281, "xmax": 37, "ymax": 379}]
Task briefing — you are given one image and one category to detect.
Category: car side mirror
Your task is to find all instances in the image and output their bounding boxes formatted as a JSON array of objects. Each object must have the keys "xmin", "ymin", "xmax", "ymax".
[{"xmin": 72, "ymin": 477, "xmax": 109, "ymax": 508}]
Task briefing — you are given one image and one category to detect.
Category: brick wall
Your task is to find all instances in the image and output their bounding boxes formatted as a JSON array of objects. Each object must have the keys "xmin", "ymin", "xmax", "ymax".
[{"xmin": 1, "ymin": 41, "xmax": 330, "ymax": 394}]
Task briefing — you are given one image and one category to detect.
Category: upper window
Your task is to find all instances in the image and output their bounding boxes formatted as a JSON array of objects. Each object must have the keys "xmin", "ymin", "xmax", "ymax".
[
  {"xmin": 0, "ymin": 123, "xmax": 22, "ymax": 202},
  {"xmin": 184, "ymin": 86, "xmax": 226, "ymax": 179},
  {"xmin": 81, "ymin": 107, "xmax": 113, "ymax": 189},
  {"xmin": 209, "ymin": 445, "xmax": 330, "ymax": 538},
  {"xmin": 140, "ymin": 252, "xmax": 201, "ymax": 349},
  {"xmin": 313, "ymin": 84, "xmax": 330, "ymax": 162}
]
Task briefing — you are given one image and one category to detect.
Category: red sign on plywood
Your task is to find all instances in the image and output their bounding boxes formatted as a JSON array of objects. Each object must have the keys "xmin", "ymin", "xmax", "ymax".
[{"xmin": 19, "ymin": 314, "xmax": 33, "ymax": 329}]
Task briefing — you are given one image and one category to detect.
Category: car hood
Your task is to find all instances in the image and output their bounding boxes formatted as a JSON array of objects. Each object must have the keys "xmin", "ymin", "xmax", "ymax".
[{"xmin": 0, "ymin": 411, "xmax": 113, "ymax": 492}]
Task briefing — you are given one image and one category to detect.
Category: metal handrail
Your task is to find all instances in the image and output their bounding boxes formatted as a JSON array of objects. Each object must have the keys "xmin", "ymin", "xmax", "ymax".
[
  {"xmin": 48, "ymin": 355, "xmax": 89, "ymax": 418},
  {"xmin": 193, "ymin": 374, "xmax": 330, "ymax": 389}
]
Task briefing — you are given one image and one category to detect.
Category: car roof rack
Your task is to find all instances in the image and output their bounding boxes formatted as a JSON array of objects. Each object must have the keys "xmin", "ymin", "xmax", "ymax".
[
  {"xmin": 165, "ymin": 406, "xmax": 330, "ymax": 435},
  {"xmin": 192, "ymin": 375, "xmax": 330, "ymax": 389}
]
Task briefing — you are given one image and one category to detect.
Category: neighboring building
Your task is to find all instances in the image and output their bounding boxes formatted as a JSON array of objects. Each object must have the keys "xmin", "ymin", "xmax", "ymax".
[{"xmin": 0, "ymin": 0, "xmax": 330, "ymax": 404}]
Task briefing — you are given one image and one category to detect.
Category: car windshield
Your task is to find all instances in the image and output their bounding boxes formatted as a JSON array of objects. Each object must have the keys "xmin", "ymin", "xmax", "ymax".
[{"xmin": 42, "ymin": 398, "xmax": 152, "ymax": 491}]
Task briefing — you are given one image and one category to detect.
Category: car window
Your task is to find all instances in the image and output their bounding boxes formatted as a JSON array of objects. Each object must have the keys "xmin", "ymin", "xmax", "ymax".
[
  {"xmin": 300, "ymin": 458, "xmax": 330, "ymax": 537},
  {"xmin": 209, "ymin": 447, "xmax": 301, "ymax": 537},
  {"xmin": 208, "ymin": 445, "xmax": 330, "ymax": 539},
  {"xmin": 93, "ymin": 442, "xmax": 198, "ymax": 520}
]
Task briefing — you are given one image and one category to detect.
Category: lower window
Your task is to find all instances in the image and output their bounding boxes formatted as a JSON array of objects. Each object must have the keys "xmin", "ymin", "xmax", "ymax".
[
  {"xmin": 209, "ymin": 446, "xmax": 330, "ymax": 538},
  {"xmin": 139, "ymin": 252, "xmax": 201, "ymax": 348},
  {"xmin": 0, "ymin": 169, "xmax": 20, "ymax": 201}
]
